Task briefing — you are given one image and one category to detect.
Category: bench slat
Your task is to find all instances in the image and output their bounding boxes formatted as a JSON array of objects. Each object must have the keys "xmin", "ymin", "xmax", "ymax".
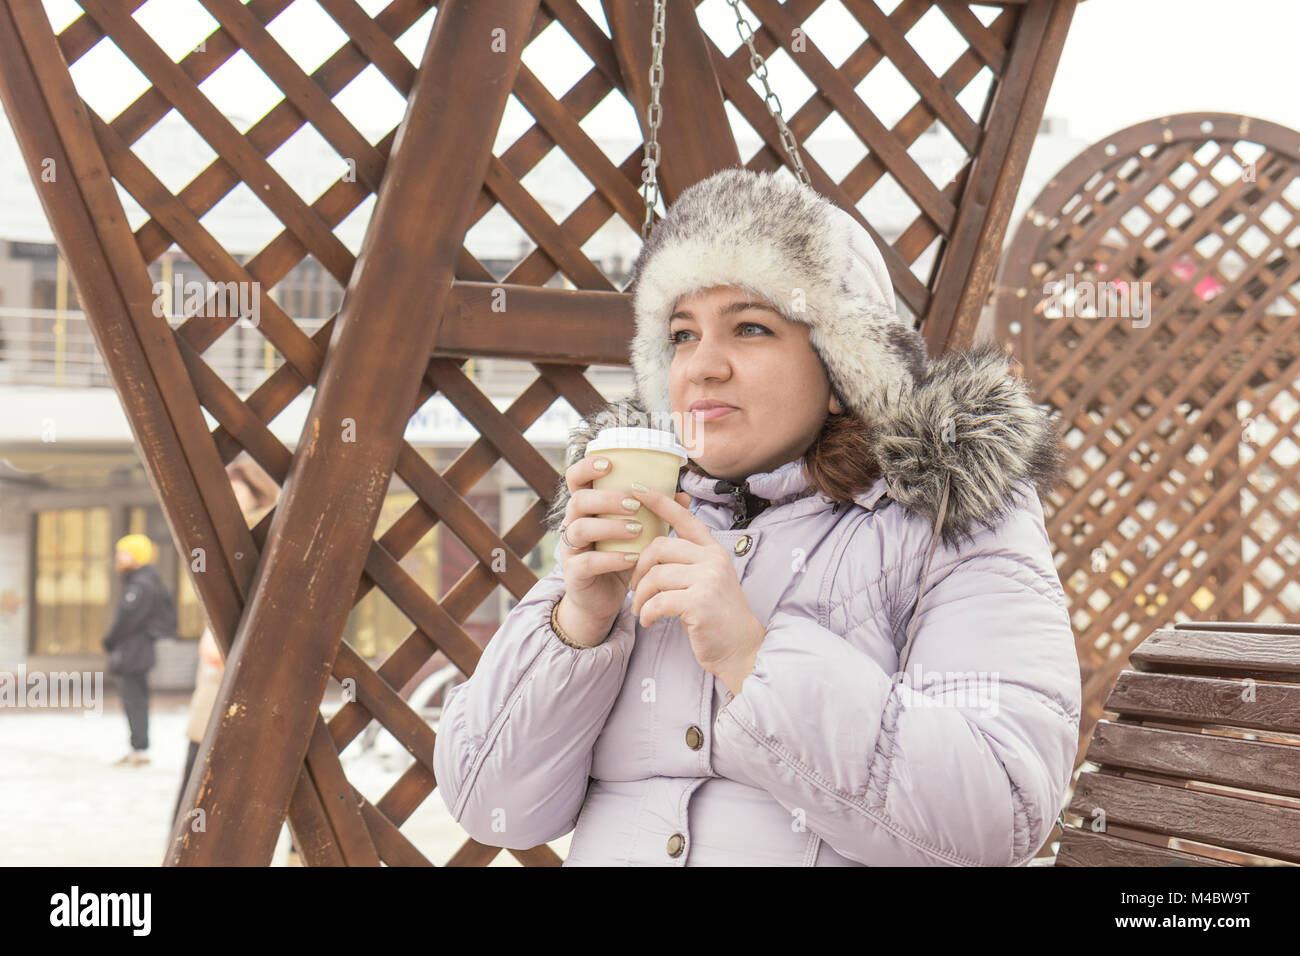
[
  {"xmin": 1175, "ymin": 621, "xmax": 1300, "ymax": 635},
  {"xmin": 1105, "ymin": 671, "xmax": 1300, "ymax": 734},
  {"xmin": 1131, "ymin": 628, "xmax": 1300, "ymax": 679},
  {"xmin": 1055, "ymin": 827, "xmax": 1237, "ymax": 866},
  {"xmin": 1068, "ymin": 772, "xmax": 1300, "ymax": 863},
  {"xmin": 1086, "ymin": 721, "xmax": 1300, "ymax": 798}
]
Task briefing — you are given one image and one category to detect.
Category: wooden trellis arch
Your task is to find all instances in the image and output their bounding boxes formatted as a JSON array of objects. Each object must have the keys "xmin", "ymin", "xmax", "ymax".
[
  {"xmin": 992, "ymin": 112, "xmax": 1300, "ymax": 776},
  {"xmin": 0, "ymin": 0, "xmax": 1078, "ymax": 865}
]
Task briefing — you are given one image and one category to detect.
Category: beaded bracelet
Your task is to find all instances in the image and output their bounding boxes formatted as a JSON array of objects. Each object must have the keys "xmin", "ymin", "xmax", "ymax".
[{"xmin": 550, "ymin": 599, "xmax": 593, "ymax": 650}]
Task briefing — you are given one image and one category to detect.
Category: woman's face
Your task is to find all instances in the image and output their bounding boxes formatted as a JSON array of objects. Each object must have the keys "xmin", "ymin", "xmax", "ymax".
[{"xmin": 668, "ymin": 284, "xmax": 841, "ymax": 483}]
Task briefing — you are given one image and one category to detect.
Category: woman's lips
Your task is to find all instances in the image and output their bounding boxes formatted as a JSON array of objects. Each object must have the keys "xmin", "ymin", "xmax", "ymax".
[{"xmin": 692, "ymin": 405, "xmax": 737, "ymax": 421}]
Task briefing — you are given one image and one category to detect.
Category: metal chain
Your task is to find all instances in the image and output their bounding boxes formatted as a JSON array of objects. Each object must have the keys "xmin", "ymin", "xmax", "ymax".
[
  {"xmin": 726, "ymin": 0, "xmax": 810, "ymax": 187},
  {"xmin": 639, "ymin": 0, "xmax": 812, "ymax": 239},
  {"xmin": 640, "ymin": 0, "xmax": 667, "ymax": 241}
]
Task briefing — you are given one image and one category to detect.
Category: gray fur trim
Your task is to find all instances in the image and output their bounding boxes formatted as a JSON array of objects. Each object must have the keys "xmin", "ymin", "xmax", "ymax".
[
  {"xmin": 543, "ymin": 342, "xmax": 1066, "ymax": 545},
  {"xmin": 866, "ymin": 341, "xmax": 1067, "ymax": 549}
]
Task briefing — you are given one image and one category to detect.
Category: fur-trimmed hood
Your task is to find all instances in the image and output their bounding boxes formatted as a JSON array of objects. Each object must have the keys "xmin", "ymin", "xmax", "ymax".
[{"xmin": 544, "ymin": 340, "xmax": 1067, "ymax": 550}]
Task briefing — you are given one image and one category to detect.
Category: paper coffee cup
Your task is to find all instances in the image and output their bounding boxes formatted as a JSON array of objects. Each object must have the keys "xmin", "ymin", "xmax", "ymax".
[{"xmin": 584, "ymin": 426, "xmax": 689, "ymax": 553}]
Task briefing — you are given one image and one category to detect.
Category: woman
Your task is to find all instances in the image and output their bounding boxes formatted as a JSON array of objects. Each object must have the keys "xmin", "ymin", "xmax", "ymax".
[
  {"xmin": 433, "ymin": 168, "xmax": 1081, "ymax": 866},
  {"xmin": 172, "ymin": 457, "xmax": 279, "ymax": 829}
]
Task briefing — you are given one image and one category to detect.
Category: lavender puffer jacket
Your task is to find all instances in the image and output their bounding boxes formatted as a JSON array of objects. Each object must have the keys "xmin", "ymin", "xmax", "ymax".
[{"xmin": 433, "ymin": 344, "xmax": 1082, "ymax": 865}]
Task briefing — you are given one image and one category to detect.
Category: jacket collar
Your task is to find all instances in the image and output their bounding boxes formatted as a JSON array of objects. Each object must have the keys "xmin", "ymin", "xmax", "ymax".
[
  {"xmin": 678, "ymin": 457, "xmax": 891, "ymax": 528},
  {"xmin": 544, "ymin": 341, "xmax": 1065, "ymax": 550},
  {"xmin": 679, "ymin": 456, "xmax": 808, "ymax": 504}
]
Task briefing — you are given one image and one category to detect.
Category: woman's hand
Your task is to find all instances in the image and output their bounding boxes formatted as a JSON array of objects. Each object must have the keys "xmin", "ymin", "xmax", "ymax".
[
  {"xmin": 626, "ymin": 483, "xmax": 765, "ymax": 694},
  {"xmin": 556, "ymin": 454, "xmax": 649, "ymax": 634}
]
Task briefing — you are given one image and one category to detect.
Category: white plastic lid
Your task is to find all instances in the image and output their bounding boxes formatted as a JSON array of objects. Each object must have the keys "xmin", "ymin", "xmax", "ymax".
[{"xmin": 585, "ymin": 426, "xmax": 689, "ymax": 461}]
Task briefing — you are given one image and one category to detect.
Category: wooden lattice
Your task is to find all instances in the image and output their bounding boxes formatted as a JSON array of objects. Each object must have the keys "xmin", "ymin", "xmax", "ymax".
[
  {"xmin": 0, "ymin": 0, "xmax": 1078, "ymax": 865},
  {"xmin": 992, "ymin": 113, "xmax": 1300, "ymax": 777}
]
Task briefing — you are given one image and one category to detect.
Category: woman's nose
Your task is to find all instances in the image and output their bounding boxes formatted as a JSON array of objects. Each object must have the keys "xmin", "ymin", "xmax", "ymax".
[{"xmin": 683, "ymin": 333, "xmax": 732, "ymax": 382}]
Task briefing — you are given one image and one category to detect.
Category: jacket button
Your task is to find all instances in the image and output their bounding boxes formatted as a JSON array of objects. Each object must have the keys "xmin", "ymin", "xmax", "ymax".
[
  {"xmin": 667, "ymin": 833, "xmax": 685, "ymax": 857},
  {"xmin": 734, "ymin": 535, "xmax": 752, "ymax": 555},
  {"xmin": 685, "ymin": 725, "xmax": 703, "ymax": 750}
]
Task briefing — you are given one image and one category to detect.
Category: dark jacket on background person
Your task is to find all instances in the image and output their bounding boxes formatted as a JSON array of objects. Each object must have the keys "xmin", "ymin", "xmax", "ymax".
[{"xmin": 103, "ymin": 564, "xmax": 176, "ymax": 676}]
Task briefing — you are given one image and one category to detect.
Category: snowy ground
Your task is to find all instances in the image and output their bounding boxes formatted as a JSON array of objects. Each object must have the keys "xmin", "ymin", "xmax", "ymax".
[{"xmin": 0, "ymin": 693, "xmax": 571, "ymax": 866}]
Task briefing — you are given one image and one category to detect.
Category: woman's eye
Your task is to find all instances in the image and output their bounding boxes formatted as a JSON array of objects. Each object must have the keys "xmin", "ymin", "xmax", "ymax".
[{"xmin": 669, "ymin": 322, "xmax": 770, "ymax": 345}]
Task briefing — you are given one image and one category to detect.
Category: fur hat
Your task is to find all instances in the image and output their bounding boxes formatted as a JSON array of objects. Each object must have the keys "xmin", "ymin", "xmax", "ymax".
[
  {"xmin": 544, "ymin": 168, "xmax": 1068, "ymax": 671},
  {"xmin": 628, "ymin": 167, "xmax": 929, "ymax": 424},
  {"xmin": 544, "ymin": 169, "xmax": 1067, "ymax": 549}
]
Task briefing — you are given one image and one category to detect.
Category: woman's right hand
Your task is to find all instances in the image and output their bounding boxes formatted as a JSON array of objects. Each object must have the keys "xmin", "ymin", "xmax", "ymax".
[{"xmin": 556, "ymin": 454, "xmax": 644, "ymax": 635}]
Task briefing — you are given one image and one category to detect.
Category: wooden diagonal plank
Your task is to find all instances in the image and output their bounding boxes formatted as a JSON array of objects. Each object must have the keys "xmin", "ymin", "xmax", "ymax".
[
  {"xmin": 316, "ymin": 0, "xmax": 419, "ymax": 92},
  {"xmin": 107, "ymin": 0, "xmax": 296, "ymax": 145},
  {"xmin": 0, "ymin": 1, "xmax": 256, "ymax": 644},
  {"xmin": 0, "ymin": 0, "xmax": 350, "ymax": 868},
  {"xmin": 937, "ymin": 1, "xmax": 1010, "ymax": 73},
  {"xmin": 135, "ymin": 3, "xmax": 428, "ymax": 265},
  {"xmin": 745, "ymin": 0, "xmax": 957, "ymax": 233},
  {"xmin": 75, "ymin": 0, "xmax": 358, "ymax": 285},
  {"xmin": 602, "ymin": 0, "xmax": 742, "ymax": 204},
  {"xmin": 484, "ymin": 156, "xmax": 614, "ymax": 288},
  {"xmin": 846, "ymin": 0, "xmax": 980, "ymax": 152},
  {"xmin": 303, "ymin": 719, "xmax": 382, "ymax": 865},
  {"xmin": 923, "ymin": 0, "xmax": 1077, "ymax": 354},
  {"xmin": 87, "ymin": 109, "xmax": 327, "ymax": 379},
  {"xmin": 168, "ymin": 0, "xmax": 542, "ymax": 866},
  {"xmin": 511, "ymin": 64, "xmax": 646, "ymax": 229},
  {"xmin": 197, "ymin": 0, "xmax": 387, "ymax": 192}
]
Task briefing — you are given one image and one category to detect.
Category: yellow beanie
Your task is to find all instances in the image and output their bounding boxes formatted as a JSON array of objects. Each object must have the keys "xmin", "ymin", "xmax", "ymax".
[{"xmin": 116, "ymin": 533, "xmax": 156, "ymax": 566}]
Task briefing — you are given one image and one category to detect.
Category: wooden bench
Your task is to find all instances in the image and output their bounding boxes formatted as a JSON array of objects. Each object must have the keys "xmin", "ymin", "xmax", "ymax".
[{"xmin": 1056, "ymin": 621, "xmax": 1300, "ymax": 866}]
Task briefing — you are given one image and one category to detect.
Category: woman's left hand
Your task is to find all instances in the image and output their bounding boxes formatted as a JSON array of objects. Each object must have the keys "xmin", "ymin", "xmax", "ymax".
[{"xmin": 626, "ymin": 483, "xmax": 766, "ymax": 695}]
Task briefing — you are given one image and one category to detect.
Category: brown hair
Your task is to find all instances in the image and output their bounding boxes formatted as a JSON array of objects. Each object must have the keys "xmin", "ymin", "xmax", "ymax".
[{"xmin": 681, "ymin": 407, "xmax": 882, "ymax": 503}]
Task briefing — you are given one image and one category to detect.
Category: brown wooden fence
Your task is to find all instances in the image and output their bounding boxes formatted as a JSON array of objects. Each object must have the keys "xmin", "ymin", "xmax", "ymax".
[
  {"xmin": 0, "ymin": 0, "xmax": 1079, "ymax": 865},
  {"xmin": 992, "ymin": 113, "xmax": 1300, "ymax": 780}
]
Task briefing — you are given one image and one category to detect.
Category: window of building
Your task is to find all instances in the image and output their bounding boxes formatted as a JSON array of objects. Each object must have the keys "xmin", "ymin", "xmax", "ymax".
[{"xmin": 31, "ymin": 508, "xmax": 112, "ymax": 655}]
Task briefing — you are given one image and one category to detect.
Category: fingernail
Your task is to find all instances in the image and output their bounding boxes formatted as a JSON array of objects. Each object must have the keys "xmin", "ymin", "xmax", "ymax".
[
  {"xmin": 630, "ymin": 481, "xmax": 649, "ymax": 492},
  {"xmin": 592, "ymin": 458, "xmax": 609, "ymax": 471},
  {"xmin": 624, "ymin": 552, "xmax": 638, "ymax": 562},
  {"xmin": 622, "ymin": 497, "xmax": 640, "ymax": 512},
  {"xmin": 625, "ymin": 521, "xmax": 642, "ymax": 533}
]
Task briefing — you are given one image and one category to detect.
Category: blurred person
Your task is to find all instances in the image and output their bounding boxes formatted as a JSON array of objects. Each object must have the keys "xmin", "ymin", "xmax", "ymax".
[
  {"xmin": 172, "ymin": 459, "xmax": 278, "ymax": 826},
  {"xmin": 104, "ymin": 534, "xmax": 176, "ymax": 766}
]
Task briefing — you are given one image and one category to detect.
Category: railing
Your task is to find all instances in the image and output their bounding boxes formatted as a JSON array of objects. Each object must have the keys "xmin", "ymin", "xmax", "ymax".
[
  {"xmin": 0, "ymin": 305, "xmax": 638, "ymax": 398},
  {"xmin": 0, "ymin": 306, "xmax": 331, "ymax": 393}
]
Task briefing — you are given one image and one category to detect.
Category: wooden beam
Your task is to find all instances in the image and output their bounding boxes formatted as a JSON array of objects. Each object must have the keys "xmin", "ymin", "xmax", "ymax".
[
  {"xmin": 0, "ymin": 1, "xmax": 389, "ymax": 867},
  {"xmin": 166, "ymin": 0, "xmax": 541, "ymax": 865},
  {"xmin": 434, "ymin": 283, "xmax": 633, "ymax": 363},
  {"xmin": 923, "ymin": 0, "xmax": 1077, "ymax": 355},
  {"xmin": 602, "ymin": 0, "xmax": 742, "ymax": 204}
]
